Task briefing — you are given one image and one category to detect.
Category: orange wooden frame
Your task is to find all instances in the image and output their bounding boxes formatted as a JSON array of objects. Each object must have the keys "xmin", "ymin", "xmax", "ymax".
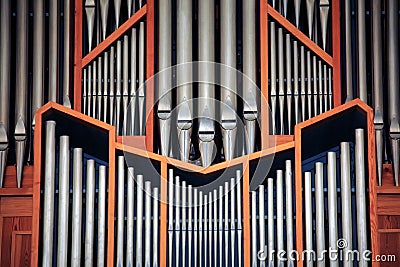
[
  {"xmin": 73, "ymin": 0, "xmax": 155, "ymax": 152},
  {"xmin": 260, "ymin": 1, "xmax": 341, "ymax": 150}
]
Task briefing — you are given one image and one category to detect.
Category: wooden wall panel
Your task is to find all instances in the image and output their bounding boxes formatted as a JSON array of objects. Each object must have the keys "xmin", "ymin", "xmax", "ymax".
[
  {"xmin": 378, "ymin": 232, "xmax": 400, "ymax": 267},
  {"xmin": 0, "ymin": 217, "xmax": 32, "ymax": 266}
]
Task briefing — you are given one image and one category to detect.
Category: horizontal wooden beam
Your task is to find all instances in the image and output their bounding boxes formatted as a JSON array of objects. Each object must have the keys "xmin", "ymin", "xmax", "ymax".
[
  {"xmin": 82, "ymin": 5, "xmax": 147, "ymax": 68},
  {"xmin": 267, "ymin": 4, "xmax": 333, "ymax": 67}
]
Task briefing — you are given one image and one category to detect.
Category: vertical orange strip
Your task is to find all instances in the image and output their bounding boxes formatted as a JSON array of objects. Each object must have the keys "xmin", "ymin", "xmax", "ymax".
[
  {"xmin": 367, "ymin": 110, "xmax": 379, "ymax": 266},
  {"xmin": 242, "ymin": 161, "xmax": 251, "ymax": 267},
  {"xmin": 260, "ymin": 0, "xmax": 270, "ymax": 150},
  {"xmin": 294, "ymin": 125, "xmax": 303, "ymax": 267},
  {"xmin": 159, "ymin": 161, "xmax": 168, "ymax": 267},
  {"xmin": 30, "ymin": 104, "xmax": 45, "ymax": 267},
  {"xmin": 145, "ymin": 0, "xmax": 155, "ymax": 152},
  {"xmin": 107, "ymin": 132, "xmax": 116, "ymax": 266},
  {"xmin": 74, "ymin": 0, "xmax": 83, "ymax": 112},
  {"xmin": 332, "ymin": 0, "xmax": 341, "ymax": 107}
]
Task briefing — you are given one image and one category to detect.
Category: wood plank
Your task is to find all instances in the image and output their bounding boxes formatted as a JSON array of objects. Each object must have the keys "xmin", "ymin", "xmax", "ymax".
[
  {"xmin": 267, "ymin": 4, "xmax": 333, "ymax": 67},
  {"xmin": 10, "ymin": 231, "xmax": 31, "ymax": 267},
  {"xmin": 82, "ymin": 5, "xmax": 147, "ymax": 67},
  {"xmin": 294, "ymin": 123, "xmax": 303, "ymax": 267},
  {"xmin": 3, "ymin": 166, "xmax": 33, "ymax": 189},
  {"xmin": 1, "ymin": 217, "xmax": 13, "ymax": 266},
  {"xmin": 74, "ymin": 0, "xmax": 83, "ymax": 112},
  {"xmin": 377, "ymin": 194, "xmax": 400, "ymax": 215},
  {"xmin": 0, "ymin": 198, "xmax": 33, "ymax": 217},
  {"xmin": 107, "ymin": 135, "xmax": 117, "ymax": 266},
  {"xmin": 145, "ymin": 0, "xmax": 155, "ymax": 152},
  {"xmin": 0, "ymin": 188, "xmax": 33, "ymax": 197},
  {"xmin": 117, "ymin": 136, "xmax": 147, "ymax": 150},
  {"xmin": 378, "ymin": 215, "xmax": 400, "ymax": 230},
  {"xmin": 378, "ymin": 233, "xmax": 400, "ymax": 267}
]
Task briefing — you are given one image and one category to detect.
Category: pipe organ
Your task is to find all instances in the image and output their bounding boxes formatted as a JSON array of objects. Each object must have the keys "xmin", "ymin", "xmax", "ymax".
[{"xmin": 1, "ymin": 0, "xmax": 400, "ymax": 266}]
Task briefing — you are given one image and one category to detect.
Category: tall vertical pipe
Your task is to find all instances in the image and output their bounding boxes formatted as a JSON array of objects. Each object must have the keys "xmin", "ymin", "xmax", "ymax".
[
  {"xmin": 116, "ymin": 156, "xmax": 124, "ymax": 265},
  {"xmin": 199, "ymin": 191, "xmax": 204, "ymax": 267},
  {"xmin": 224, "ymin": 182, "xmax": 229, "ymax": 266},
  {"xmin": 188, "ymin": 185, "xmax": 193, "ymax": 267},
  {"xmin": 355, "ymin": 129, "xmax": 368, "ymax": 266},
  {"xmin": 357, "ymin": 0, "xmax": 367, "ymax": 102},
  {"xmin": 182, "ymin": 182, "xmax": 187, "ymax": 266},
  {"xmin": 153, "ymin": 187, "xmax": 159, "ymax": 267},
  {"xmin": 267, "ymin": 178, "xmax": 274, "ymax": 267},
  {"xmin": 126, "ymin": 167, "xmax": 135, "ymax": 266},
  {"xmin": 168, "ymin": 169, "xmax": 174, "ymax": 267},
  {"xmin": 230, "ymin": 178, "xmax": 236, "ymax": 267},
  {"xmin": 213, "ymin": 189, "xmax": 218, "ymax": 266},
  {"xmin": 388, "ymin": 0, "xmax": 400, "ymax": 186},
  {"xmin": 100, "ymin": 0, "xmax": 109, "ymax": 40},
  {"xmin": 177, "ymin": 0, "xmax": 193, "ymax": 162},
  {"xmin": 158, "ymin": 0, "xmax": 172, "ymax": 153},
  {"xmin": 278, "ymin": 28, "xmax": 285, "ymax": 135},
  {"xmin": 323, "ymin": 65, "xmax": 328, "ymax": 112},
  {"xmin": 315, "ymin": 162, "xmax": 325, "ymax": 266},
  {"xmin": 372, "ymin": 0, "xmax": 384, "ymax": 186},
  {"xmin": 300, "ymin": 46, "xmax": 306, "ymax": 121},
  {"xmin": 93, "ymin": 61, "xmax": 98, "ymax": 118},
  {"xmin": 123, "ymin": 35, "xmax": 129, "ymax": 135},
  {"xmin": 306, "ymin": 51, "xmax": 312, "ymax": 119},
  {"xmin": 145, "ymin": 181, "xmax": 152, "ymax": 267},
  {"xmin": 88, "ymin": 65, "xmax": 92, "ymax": 117},
  {"xmin": 208, "ymin": 191, "xmax": 213, "ymax": 266},
  {"xmin": 194, "ymin": 188, "xmax": 198, "ymax": 267},
  {"xmin": 136, "ymin": 174, "xmax": 144, "ymax": 266},
  {"xmin": 0, "ymin": 0, "xmax": 11, "ymax": 187},
  {"xmin": 259, "ymin": 185, "xmax": 266, "ymax": 267},
  {"xmin": 32, "ymin": 0, "xmax": 45, "ymax": 125},
  {"xmin": 49, "ymin": 0, "xmax": 59, "ymax": 101},
  {"xmin": 110, "ymin": 47, "xmax": 115, "ymax": 125},
  {"xmin": 236, "ymin": 170, "xmax": 242, "ymax": 267},
  {"xmin": 104, "ymin": 52, "xmax": 109, "ymax": 122},
  {"xmin": 319, "ymin": 0, "xmax": 329, "ymax": 51},
  {"xmin": 312, "ymin": 56, "xmax": 318, "ymax": 116},
  {"xmin": 175, "ymin": 177, "xmax": 181, "ymax": 267},
  {"xmin": 15, "ymin": 0, "xmax": 28, "ymax": 188},
  {"xmin": 85, "ymin": 160, "xmax": 96, "ymax": 266},
  {"xmin": 219, "ymin": 186, "xmax": 224, "ymax": 267},
  {"xmin": 130, "ymin": 29, "xmax": 137, "ymax": 135},
  {"xmin": 220, "ymin": 0, "xmax": 237, "ymax": 160},
  {"xmin": 98, "ymin": 57, "xmax": 103, "ymax": 119},
  {"xmin": 42, "ymin": 121, "xmax": 56, "ymax": 267},
  {"xmin": 270, "ymin": 22, "xmax": 277, "ymax": 135},
  {"xmin": 293, "ymin": 41, "xmax": 300, "ymax": 125},
  {"xmin": 57, "ymin": 136, "xmax": 70, "ymax": 265},
  {"xmin": 63, "ymin": 0, "xmax": 72, "ymax": 107},
  {"xmin": 198, "ymin": 0, "xmax": 215, "ymax": 166},
  {"xmin": 304, "ymin": 172, "xmax": 313, "ymax": 266},
  {"xmin": 116, "ymin": 41, "xmax": 122, "ymax": 135},
  {"xmin": 98, "ymin": 165, "xmax": 107, "ymax": 267},
  {"xmin": 277, "ymin": 171, "xmax": 284, "ymax": 267},
  {"xmin": 344, "ymin": 0, "xmax": 353, "ymax": 101},
  {"xmin": 286, "ymin": 34, "xmax": 293, "ymax": 134},
  {"xmin": 138, "ymin": 22, "xmax": 146, "ymax": 135},
  {"xmin": 204, "ymin": 194, "xmax": 208, "ymax": 266},
  {"xmin": 83, "ymin": 69, "xmax": 88, "ymax": 115},
  {"xmin": 71, "ymin": 148, "xmax": 83, "ymax": 266},
  {"xmin": 327, "ymin": 152, "xmax": 338, "ymax": 267},
  {"xmin": 251, "ymin": 191, "xmax": 257, "ymax": 267},
  {"xmin": 318, "ymin": 61, "xmax": 323, "ymax": 113},
  {"xmin": 285, "ymin": 161, "xmax": 294, "ymax": 267},
  {"xmin": 243, "ymin": 0, "xmax": 258, "ymax": 153},
  {"xmin": 341, "ymin": 142, "xmax": 353, "ymax": 266}
]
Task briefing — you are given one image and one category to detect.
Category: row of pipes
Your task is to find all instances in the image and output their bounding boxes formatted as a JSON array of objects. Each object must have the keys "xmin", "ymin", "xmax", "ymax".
[
  {"xmin": 157, "ymin": 0, "xmax": 258, "ymax": 167},
  {"xmin": 270, "ymin": 0, "xmax": 330, "ymax": 52},
  {"xmin": 0, "ymin": 0, "xmax": 72, "ymax": 187},
  {"xmin": 250, "ymin": 129, "xmax": 368, "ymax": 267},
  {"xmin": 168, "ymin": 169, "xmax": 243, "ymax": 267},
  {"xmin": 82, "ymin": 22, "xmax": 146, "ymax": 136},
  {"xmin": 84, "ymin": 0, "xmax": 146, "ymax": 53},
  {"xmin": 269, "ymin": 21, "xmax": 333, "ymax": 135},
  {"xmin": 42, "ymin": 121, "xmax": 108, "ymax": 266},
  {"xmin": 342, "ymin": 0, "xmax": 400, "ymax": 187}
]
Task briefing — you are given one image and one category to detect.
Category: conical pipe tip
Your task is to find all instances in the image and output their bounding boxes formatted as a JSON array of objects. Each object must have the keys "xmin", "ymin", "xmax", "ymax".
[
  {"xmin": 221, "ymin": 127, "xmax": 237, "ymax": 161},
  {"xmin": 244, "ymin": 119, "xmax": 256, "ymax": 154},
  {"xmin": 0, "ymin": 150, "xmax": 7, "ymax": 188},
  {"xmin": 178, "ymin": 128, "xmax": 191, "ymax": 162},
  {"xmin": 15, "ymin": 139, "xmax": 26, "ymax": 188},
  {"xmin": 199, "ymin": 140, "xmax": 215, "ymax": 168},
  {"xmin": 159, "ymin": 117, "xmax": 171, "ymax": 157}
]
